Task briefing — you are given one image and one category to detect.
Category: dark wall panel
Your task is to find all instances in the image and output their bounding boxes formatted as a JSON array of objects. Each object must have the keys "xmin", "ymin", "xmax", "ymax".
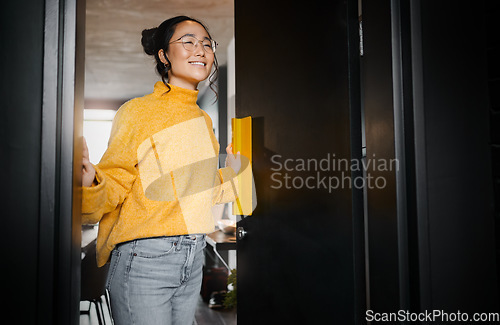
[
  {"xmin": 0, "ymin": 2, "xmax": 45, "ymax": 324},
  {"xmin": 417, "ymin": 0, "xmax": 498, "ymax": 313}
]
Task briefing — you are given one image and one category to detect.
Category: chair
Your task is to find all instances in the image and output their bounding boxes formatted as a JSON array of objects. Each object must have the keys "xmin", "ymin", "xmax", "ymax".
[{"xmin": 81, "ymin": 239, "xmax": 111, "ymax": 325}]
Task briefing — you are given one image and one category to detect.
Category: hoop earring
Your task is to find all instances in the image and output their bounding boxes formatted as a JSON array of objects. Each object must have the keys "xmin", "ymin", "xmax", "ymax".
[{"xmin": 164, "ymin": 62, "xmax": 170, "ymax": 70}]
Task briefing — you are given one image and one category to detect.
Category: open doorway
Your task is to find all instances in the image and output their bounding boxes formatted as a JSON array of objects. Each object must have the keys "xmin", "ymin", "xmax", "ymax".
[{"xmin": 81, "ymin": 0, "xmax": 237, "ymax": 324}]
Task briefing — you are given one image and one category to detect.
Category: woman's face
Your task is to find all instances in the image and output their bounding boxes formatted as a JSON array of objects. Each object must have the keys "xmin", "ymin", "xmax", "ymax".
[{"xmin": 161, "ymin": 20, "xmax": 215, "ymax": 90}]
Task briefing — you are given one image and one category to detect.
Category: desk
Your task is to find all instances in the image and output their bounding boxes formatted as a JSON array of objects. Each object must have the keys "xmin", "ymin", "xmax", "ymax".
[
  {"xmin": 206, "ymin": 230, "xmax": 236, "ymax": 271},
  {"xmin": 81, "ymin": 225, "xmax": 98, "ymax": 259},
  {"xmin": 206, "ymin": 230, "xmax": 236, "ymax": 251}
]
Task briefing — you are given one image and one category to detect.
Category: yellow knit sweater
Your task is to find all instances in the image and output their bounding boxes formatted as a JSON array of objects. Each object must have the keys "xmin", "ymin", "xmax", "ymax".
[{"xmin": 82, "ymin": 81, "xmax": 238, "ymax": 266}]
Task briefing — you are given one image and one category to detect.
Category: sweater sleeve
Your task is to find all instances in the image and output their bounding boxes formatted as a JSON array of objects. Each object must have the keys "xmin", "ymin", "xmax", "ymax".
[
  {"xmin": 82, "ymin": 104, "xmax": 138, "ymax": 225},
  {"xmin": 212, "ymin": 166, "xmax": 239, "ymax": 205}
]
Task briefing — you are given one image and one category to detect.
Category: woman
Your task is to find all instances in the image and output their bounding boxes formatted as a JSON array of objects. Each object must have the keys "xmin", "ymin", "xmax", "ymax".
[{"xmin": 81, "ymin": 16, "xmax": 240, "ymax": 325}]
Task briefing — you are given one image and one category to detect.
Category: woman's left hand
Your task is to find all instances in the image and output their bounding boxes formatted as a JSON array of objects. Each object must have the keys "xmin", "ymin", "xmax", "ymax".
[{"xmin": 225, "ymin": 143, "xmax": 241, "ymax": 174}]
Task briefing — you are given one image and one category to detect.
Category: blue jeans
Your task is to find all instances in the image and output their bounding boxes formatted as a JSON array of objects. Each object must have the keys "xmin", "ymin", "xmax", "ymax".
[{"xmin": 106, "ymin": 235, "xmax": 206, "ymax": 325}]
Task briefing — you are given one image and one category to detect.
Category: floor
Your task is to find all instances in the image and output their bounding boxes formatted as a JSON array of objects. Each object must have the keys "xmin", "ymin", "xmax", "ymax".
[
  {"xmin": 79, "ymin": 298, "xmax": 113, "ymax": 325},
  {"xmin": 79, "ymin": 294, "xmax": 236, "ymax": 325},
  {"xmin": 194, "ymin": 296, "xmax": 236, "ymax": 325}
]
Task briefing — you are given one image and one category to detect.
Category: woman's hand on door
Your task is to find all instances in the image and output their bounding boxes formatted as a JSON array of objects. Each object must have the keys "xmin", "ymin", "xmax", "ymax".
[{"xmin": 82, "ymin": 137, "xmax": 96, "ymax": 187}]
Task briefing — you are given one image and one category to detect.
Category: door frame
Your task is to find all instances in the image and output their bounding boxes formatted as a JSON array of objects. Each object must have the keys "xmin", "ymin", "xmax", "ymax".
[{"xmin": 39, "ymin": 0, "xmax": 85, "ymax": 323}]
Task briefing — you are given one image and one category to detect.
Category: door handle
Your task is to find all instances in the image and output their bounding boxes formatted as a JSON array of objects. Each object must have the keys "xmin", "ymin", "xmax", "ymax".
[{"xmin": 236, "ymin": 226, "xmax": 247, "ymax": 240}]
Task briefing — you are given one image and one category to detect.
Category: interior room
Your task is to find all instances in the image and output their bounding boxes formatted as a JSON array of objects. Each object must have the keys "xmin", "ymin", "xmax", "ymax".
[{"xmin": 81, "ymin": 0, "xmax": 237, "ymax": 324}]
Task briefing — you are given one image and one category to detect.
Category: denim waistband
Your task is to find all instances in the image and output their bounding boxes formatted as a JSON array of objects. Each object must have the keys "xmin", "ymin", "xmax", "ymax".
[
  {"xmin": 178, "ymin": 234, "xmax": 206, "ymax": 241},
  {"xmin": 116, "ymin": 234, "xmax": 206, "ymax": 249}
]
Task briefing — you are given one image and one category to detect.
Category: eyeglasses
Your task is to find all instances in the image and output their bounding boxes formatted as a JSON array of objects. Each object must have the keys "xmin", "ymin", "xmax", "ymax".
[{"xmin": 169, "ymin": 35, "xmax": 218, "ymax": 54}]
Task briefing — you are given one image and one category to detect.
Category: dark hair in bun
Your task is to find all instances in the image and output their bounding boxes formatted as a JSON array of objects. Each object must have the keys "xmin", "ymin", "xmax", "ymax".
[{"xmin": 141, "ymin": 16, "xmax": 218, "ymax": 98}]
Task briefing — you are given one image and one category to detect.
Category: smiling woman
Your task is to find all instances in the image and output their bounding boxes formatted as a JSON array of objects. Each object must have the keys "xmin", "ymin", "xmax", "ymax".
[
  {"xmin": 81, "ymin": 15, "xmax": 241, "ymax": 325},
  {"xmin": 141, "ymin": 16, "xmax": 219, "ymax": 97}
]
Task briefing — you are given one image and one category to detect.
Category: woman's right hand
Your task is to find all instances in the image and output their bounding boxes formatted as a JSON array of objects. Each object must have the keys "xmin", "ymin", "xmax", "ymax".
[{"xmin": 82, "ymin": 137, "xmax": 96, "ymax": 187}]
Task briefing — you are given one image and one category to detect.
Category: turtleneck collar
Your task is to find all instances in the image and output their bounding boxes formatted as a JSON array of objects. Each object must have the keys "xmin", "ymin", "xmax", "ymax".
[{"xmin": 153, "ymin": 81, "xmax": 199, "ymax": 107}]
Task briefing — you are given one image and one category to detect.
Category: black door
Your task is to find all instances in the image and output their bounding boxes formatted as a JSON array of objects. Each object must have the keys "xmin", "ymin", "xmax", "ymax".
[
  {"xmin": 234, "ymin": 0, "xmax": 500, "ymax": 323},
  {"xmin": 234, "ymin": 0, "xmax": 364, "ymax": 323}
]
